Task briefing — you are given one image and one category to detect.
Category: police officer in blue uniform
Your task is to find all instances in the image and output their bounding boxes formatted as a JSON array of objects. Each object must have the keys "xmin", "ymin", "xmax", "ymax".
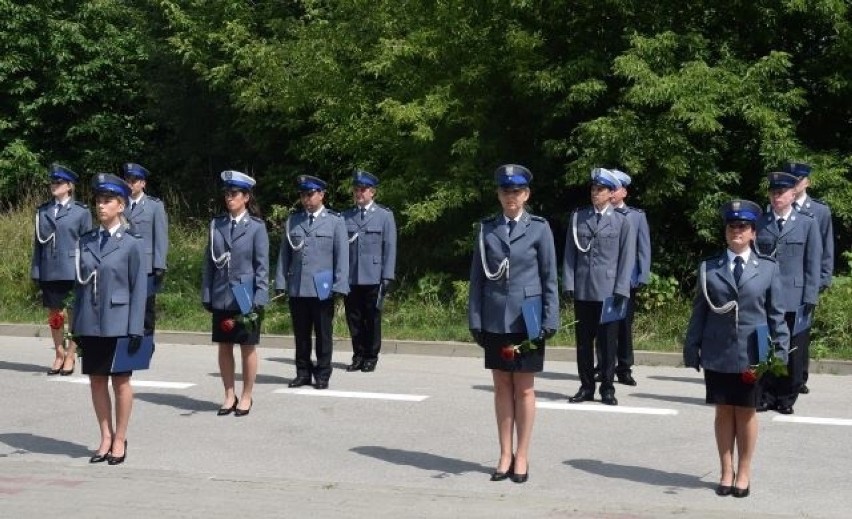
[
  {"xmin": 202, "ymin": 171, "xmax": 269, "ymax": 416},
  {"xmin": 784, "ymin": 161, "xmax": 834, "ymax": 394},
  {"xmin": 342, "ymin": 169, "xmax": 397, "ymax": 373},
  {"xmin": 73, "ymin": 174, "xmax": 146, "ymax": 465},
  {"xmin": 31, "ymin": 164, "xmax": 92, "ymax": 375},
  {"xmin": 469, "ymin": 164, "xmax": 558, "ymax": 484},
  {"xmin": 684, "ymin": 199, "xmax": 789, "ymax": 498},
  {"xmin": 563, "ymin": 168, "xmax": 636, "ymax": 406},
  {"xmin": 275, "ymin": 175, "xmax": 349, "ymax": 389},
  {"xmin": 606, "ymin": 168, "xmax": 651, "ymax": 386},
  {"xmin": 122, "ymin": 163, "xmax": 169, "ymax": 337},
  {"xmin": 755, "ymin": 171, "xmax": 821, "ymax": 414}
]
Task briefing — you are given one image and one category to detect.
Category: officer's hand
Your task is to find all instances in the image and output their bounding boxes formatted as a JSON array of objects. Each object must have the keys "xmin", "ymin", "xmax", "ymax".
[
  {"xmin": 685, "ymin": 352, "xmax": 701, "ymax": 372},
  {"xmin": 203, "ymin": 302, "xmax": 213, "ymax": 313},
  {"xmin": 128, "ymin": 335, "xmax": 143, "ymax": 354},
  {"xmin": 470, "ymin": 329, "xmax": 484, "ymax": 347},
  {"xmin": 381, "ymin": 279, "xmax": 393, "ymax": 294},
  {"xmin": 153, "ymin": 268, "xmax": 165, "ymax": 281},
  {"xmin": 533, "ymin": 328, "xmax": 556, "ymax": 347}
]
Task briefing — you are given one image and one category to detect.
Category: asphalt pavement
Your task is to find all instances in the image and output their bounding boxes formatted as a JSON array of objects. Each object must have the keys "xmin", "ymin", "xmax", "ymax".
[{"xmin": 2, "ymin": 332, "xmax": 851, "ymax": 518}]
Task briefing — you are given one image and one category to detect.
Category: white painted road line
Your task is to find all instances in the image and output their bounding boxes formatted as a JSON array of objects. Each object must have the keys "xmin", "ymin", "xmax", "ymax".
[
  {"xmin": 536, "ymin": 401, "xmax": 678, "ymax": 415},
  {"xmin": 274, "ymin": 388, "xmax": 429, "ymax": 402},
  {"xmin": 50, "ymin": 377, "xmax": 195, "ymax": 390},
  {"xmin": 773, "ymin": 416, "xmax": 852, "ymax": 426}
]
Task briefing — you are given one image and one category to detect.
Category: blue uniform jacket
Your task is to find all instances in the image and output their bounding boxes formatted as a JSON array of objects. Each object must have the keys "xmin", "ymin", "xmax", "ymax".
[
  {"xmin": 622, "ymin": 206, "xmax": 651, "ymax": 287},
  {"xmin": 275, "ymin": 208, "xmax": 349, "ymax": 297},
  {"xmin": 343, "ymin": 203, "xmax": 397, "ymax": 285},
  {"xmin": 468, "ymin": 212, "xmax": 559, "ymax": 334},
  {"xmin": 798, "ymin": 195, "xmax": 834, "ymax": 290},
  {"xmin": 31, "ymin": 200, "xmax": 92, "ymax": 282},
  {"xmin": 124, "ymin": 194, "xmax": 169, "ymax": 274},
  {"xmin": 71, "ymin": 226, "xmax": 147, "ymax": 337},
  {"xmin": 201, "ymin": 214, "xmax": 270, "ymax": 311},
  {"xmin": 684, "ymin": 252, "xmax": 790, "ymax": 373},
  {"xmin": 562, "ymin": 205, "xmax": 636, "ymax": 301},
  {"xmin": 755, "ymin": 211, "xmax": 821, "ymax": 312}
]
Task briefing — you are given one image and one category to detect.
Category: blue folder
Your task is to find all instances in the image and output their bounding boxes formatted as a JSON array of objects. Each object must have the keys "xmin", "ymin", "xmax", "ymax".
[
  {"xmin": 112, "ymin": 335, "xmax": 155, "ymax": 372},
  {"xmin": 313, "ymin": 270, "xmax": 333, "ymax": 301},
  {"xmin": 521, "ymin": 296, "xmax": 543, "ymax": 340},
  {"xmin": 599, "ymin": 295, "xmax": 628, "ymax": 324},
  {"xmin": 231, "ymin": 282, "xmax": 254, "ymax": 315},
  {"xmin": 792, "ymin": 304, "xmax": 812, "ymax": 337},
  {"xmin": 755, "ymin": 324, "xmax": 770, "ymax": 362}
]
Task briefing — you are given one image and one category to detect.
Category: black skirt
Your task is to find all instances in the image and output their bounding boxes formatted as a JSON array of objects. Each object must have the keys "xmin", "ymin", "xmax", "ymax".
[
  {"xmin": 483, "ymin": 332, "xmax": 545, "ymax": 373},
  {"xmin": 211, "ymin": 309, "xmax": 262, "ymax": 346},
  {"xmin": 704, "ymin": 369, "xmax": 758, "ymax": 408},
  {"xmin": 79, "ymin": 336, "xmax": 132, "ymax": 377},
  {"xmin": 40, "ymin": 280, "xmax": 74, "ymax": 309}
]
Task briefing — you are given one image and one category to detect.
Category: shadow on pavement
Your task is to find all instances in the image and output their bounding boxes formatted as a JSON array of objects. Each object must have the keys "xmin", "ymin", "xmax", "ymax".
[
  {"xmin": 471, "ymin": 385, "xmax": 567, "ymax": 401},
  {"xmin": 263, "ymin": 357, "xmax": 349, "ymax": 371},
  {"xmin": 537, "ymin": 370, "xmax": 579, "ymax": 381},
  {"xmin": 351, "ymin": 446, "xmax": 491, "ymax": 478},
  {"xmin": 0, "ymin": 360, "xmax": 49, "ymax": 374},
  {"xmin": 135, "ymin": 392, "xmax": 220, "ymax": 414},
  {"xmin": 565, "ymin": 459, "xmax": 714, "ymax": 491},
  {"xmin": 0, "ymin": 433, "xmax": 90, "ymax": 458},
  {"xmin": 647, "ymin": 375, "xmax": 704, "ymax": 384},
  {"xmin": 629, "ymin": 393, "xmax": 706, "ymax": 406}
]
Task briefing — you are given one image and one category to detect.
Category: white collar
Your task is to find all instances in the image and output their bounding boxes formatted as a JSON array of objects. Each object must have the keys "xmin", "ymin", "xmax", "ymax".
[
  {"xmin": 726, "ymin": 248, "xmax": 751, "ymax": 265},
  {"xmin": 99, "ymin": 222, "xmax": 122, "ymax": 236},
  {"xmin": 130, "ymin": 193, "xmax": 145, "ymax": 205},
  {"xmin": 230, "ymin": 211, "xmax": 248, "ymax": 224},
  {"xmin": 308, "ymin": 206, "xmax": 324, "ymax": 218},
  {"xmin": 358, "ymin": 201, "xmax": 374, "ymax": 212},
  {"xmin": 794, "ymin": 192, "xmax": 808, "ymax": 207},
  {"xmin": 504, "ymin": 212, "xmax": 523, "ymax": 224},
  {"xmin": 53, "ymin": 196, "xmax": 71, "ymax": 207},
  {"xmin": 773, "ymin": 207, "xmax": 793, "ymax": 221}
]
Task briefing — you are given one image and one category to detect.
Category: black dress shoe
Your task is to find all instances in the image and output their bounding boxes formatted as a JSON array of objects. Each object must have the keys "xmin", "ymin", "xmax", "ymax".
[
  {"xmin": 107, "ymin": 440, "xmax": 127, "ymax": 465},
  {"xmin": 715, "ymin": 484, "xmax": 733, "ymax": 496},
  {"xmin": 234, "ymin": 399, "xmax": 252, "ymax": 417},
  {"xmin": 361, "ymin": 360, "xmax": 377, "ymax": 372},
  {"xmin": 59, "ymin": 361, "xmax": 75, "ymax": 376},
  {"xmin": 616, "ymin": 373, "xmax": 637, "ymax": 386},
  {"xmin": 288, "ymin": 377, "xmax": 312, "ymax": 388},
  {"xmin": 346, "ymin": 360, "xmax": 363, "ymax": 372},
  {"xmin": 489, "ymin": 457, "xmax": 514, "ymax": 482},
  {"xmin": 510, "ymin": 462, "xmax": 528, "ymax": 483},
  {"xmin": 89, "ymin": 451, "xmax": 110, "ymax": 463},
  {"xmin": 732, "ymin": 486, "xmax": 750, "ymax": 498},
  {"xmin": 601, "ymin": 394, "xmax": 618, "ymax": 406},
  {"xmin": 314, "ymin": 381, "xmax": 329, "ymax": 390},
  {"xmin": 776, "ymin": 405, "xmax": 794, "ymax": 415},
  {"xmin": 217, "ymin": 397, "xmax": 238, "ymax": 416},
  {"xmin": 799, "ymin": 384, "xmax": 810, "ymax": 394},
  {"xmin": 568, "ymin": 390, "xmax": 594, "ymax": 403}
]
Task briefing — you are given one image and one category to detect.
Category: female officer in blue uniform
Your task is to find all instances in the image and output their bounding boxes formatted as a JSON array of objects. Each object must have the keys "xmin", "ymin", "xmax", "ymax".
[
  {"xmin": 73, "ymin": 174, "xmax": 146, "ymax": 465},
  {"xmin": 468, "ymin": 165, "xmax": 559, "ymax": 484},
  {"xmin": 31, "ymin": 164, "xmax": 92, "ymax": 375},
  {"xmin": 684, "ymin": 200, "xmax": 789, "ymax": 498},
  {"xmin": 202, "ymin": 171, "xmax": 269, "ymax": 417}
]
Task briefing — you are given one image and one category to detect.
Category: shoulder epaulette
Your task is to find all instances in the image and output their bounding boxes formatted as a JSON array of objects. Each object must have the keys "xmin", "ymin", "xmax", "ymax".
[
  {"xmin": 37, "ymin": 201, "xmax": 51, "ymax": 210},
  {"xmin": 798, "ymin": 210, "xmax": 815, "ymax": 219},
  {"xmin": 325, "ymin": 208, "xmax": 341, "ymax": 217},
  {"xmin": 614, "ymin": 207, "xmax": 629, "ymax": 215},
  {"xmin": 124, "ymin": 230, "xmax": 142, "ymax": 239},
  {"xmin": 73, "ymin": 201, "xmax": 88, "ymax": 209},
  {"xmin": 249, "ymin": 215, "xmax": 265, "ymax": 224},
  {"xmin": 529, "ymin": 214, "xmax": 546, "ymax": 222},
  {"xmin": 628, "ymin": 205, "xmax": 644, "ymax": 213},
  {"xmin": 146, "ymin": 195, "xmax": 161, "ymax": 202},
  {"xmin": 810, "ymin": 197, "xmax": 828, "ymax": 207},
  {"xmin": 481, "ymin": 214, "xmax": 499, "ymax": 224},
  {"xmin": 375, "ymin": 203, "xmax": 392, "ymax": 213},
  {"xmin": 756, "ymin": 253, "xmax": 777, "ymax": 263}
]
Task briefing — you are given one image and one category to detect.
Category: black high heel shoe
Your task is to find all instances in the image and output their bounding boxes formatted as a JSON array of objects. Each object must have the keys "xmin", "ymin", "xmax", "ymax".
[
  {"xmin": 510, "ymin": 460, "xmax": 529, "ymax": 484},
  {"xmin": 490, "ymin": 456, "xmax": 514, "ymax": 482},
  {"xmin": 715, "ymin": 484, "xmax": 733, "ymax": 496},
  {"xmin": 732, "ymin": 485, "xmax": 750, "ymax": 498},
  {"xmin": 59, "ymin": 360, "xmax": 75, "ymax": 376},
  {"xmin": 217, "ymin": 397, "xmax": 238, "ymax": 416},
  {"xmin": 107, "ymin": 440, "xmax": 127, "ymax": 465},
  {"xmin": 234, "ymin": 398, "xmax": 253, "ymax": 417},
  {"xmin": 89, "ymin": 450, "xmax": 110, "ymax": 463}
]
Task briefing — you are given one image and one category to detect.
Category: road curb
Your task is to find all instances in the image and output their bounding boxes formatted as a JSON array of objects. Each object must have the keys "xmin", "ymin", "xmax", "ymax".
[{"xmin": 4, "ymin": 322, "xmax": 851, "ymax": 375}]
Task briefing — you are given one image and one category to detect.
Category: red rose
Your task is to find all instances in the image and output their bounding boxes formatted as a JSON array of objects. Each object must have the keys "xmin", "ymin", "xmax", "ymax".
[
  {"xmin": 220, "ymin": 318, "xmax": 236, "ymax": 333},
  {"xmin": 499, "ymin": 346, "xmax": 516, "ymax": 362},
  {"xmin": 48, "ymin": 312, "xmax": 65, "ymax": 330},
  {"xmin": 740, "ymin": 369, "xmax": 758, "ymax": 385}
]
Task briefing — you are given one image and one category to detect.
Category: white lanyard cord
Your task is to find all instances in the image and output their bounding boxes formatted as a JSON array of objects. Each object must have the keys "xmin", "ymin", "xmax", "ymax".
[
  {"xmin": 209, "ymin": 220, "xmax": 231, "ymax": 269},
  {"xmin": 700, "ymin": 260, "xmax": 738, "ymax": 327},
  {"xmin": 479, "ymin": 223, "xmax": 509, "ymax": 281},
  {"xmin": 75, "ymin": 242, "xmax": 97, "ymax": 299},
  {"xmin": 285, "ymin": 217, "xmax": 305, "ymax": 251},
  {"xmin": 348, "ymin": 232, "xmax": 359, "ymax": 243},
  {"xmin": 34, "ymin": 211, "xmax": 56, "ymax": 248},
  {"xmin": 572, "ymin": 211, "xmax": 593, "ymax": 253}
]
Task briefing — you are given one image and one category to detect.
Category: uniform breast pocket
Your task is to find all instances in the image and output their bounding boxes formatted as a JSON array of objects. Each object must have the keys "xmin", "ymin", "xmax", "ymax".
[
  {"xmin": 312, "ymin": 230, "xmax": 334, "ymax": 252},
  {"xmin": 364, "ymin": 227, "xmax": 382, "ymax": 243},
  {"xmin": 783, "ymin": 239, "xmax": 804, "ymax": 257},
  {"xmin": 598, "ymin": 231, "xmax": 618, "ymax": 244}
]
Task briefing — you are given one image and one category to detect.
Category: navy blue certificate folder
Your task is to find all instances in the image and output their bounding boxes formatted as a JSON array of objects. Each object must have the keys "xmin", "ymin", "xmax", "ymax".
[
  {"xmin": 599, "ymin": 296, "xmax": 628, "ymax": 324},
  {"xmin": 792, "ymin": 304, "xmax": 812, "ymax": 337},
  {"xmin": 755, "ymin": 324, "xmax": 770, "ymax": 362},
  {"xmin": 313, "ymin": 270, "xmax": 333, "ymax": 301},
  {"xmin": 521, "ymin": 296, "xmax": 543, "ymax": 340},
  {"xmin": 112, "ymin": 335, "xmax": 155, "ymax": 372},
  {"xmin": 232, "ymin": 282, "xmax": 254, "ymax": 315}
]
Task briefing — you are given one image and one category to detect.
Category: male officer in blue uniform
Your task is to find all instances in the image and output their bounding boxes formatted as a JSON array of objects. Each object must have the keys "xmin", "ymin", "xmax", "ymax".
[
  {"xmin": 755, "ymin": 171, "xmax": 821, "ymax": 414},
  {"xmin": 342, "ymin": 170, "xmax": 397, "ymax": 373},
  {"xmin": 563, "ymin": 168, "xmax": 636, "ymax": 405},
  {"xmin": 784, "ymin": 161, "xmax": 834, "ymax": 394},
  {"xmin": 275, "ymin": 175, "xmax": 349, "ymax": 389},
  {"xmin": 122, "ymin": 163, "xmax": 169, "ymax": 337}
]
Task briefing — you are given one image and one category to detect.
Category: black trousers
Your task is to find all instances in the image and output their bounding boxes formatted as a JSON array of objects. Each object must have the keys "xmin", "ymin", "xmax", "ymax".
[
  {"xmin": 289, "ymin": 297, "xmax": 335, "ymax": 382},
  {"xmin": 760, "ymin": 312, "xmax": 805, "ymax": 408},
  {"xmin": 575, "ymin": 300, "xmax": 617, "ymax": 395},
  {"xmin": 596, "ymin": 288, "xmax": 637, "ymax": 375},
  {"xmin": 143, "ymin": 273, "xmax": 159, "ymax": 336},
  {"xmin": 344, "ymin": 284, "xmax": 382, "ymax": 362}
]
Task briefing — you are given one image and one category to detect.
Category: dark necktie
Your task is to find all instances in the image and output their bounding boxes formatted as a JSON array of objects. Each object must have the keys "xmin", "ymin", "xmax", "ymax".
[
  {"xmin": 733, "ymin": 256, "xmax": 744, "ymax": 284},
  {"xmin": 230, "ymin": 219, "xmax": 237, "ymax": 240},
  {"xmin": 99, "ymin": 230, "xmax": 110, "ymax": 250},
  {"xmin": 776, "ymin": 217, "xmax": 784, "ymax": 232},
  {"xmin": 309, "ymin": 214, "xmax": 315, "ymax": 227},
  {"xmin": 54, "ymin": 203, "xmax": 61, "ymax": 217},
  {"xmin": 360, "ymin": 207, "xmax": 366, "ymax": 221},
  {"xmin": 507, "ymin": 219, "xmax": 516, "ymax": 237},
  {"xmin": 131, "ymin": 201, "xmax": 137, "ymax": 211},
  {"xmin": 595, "ymin": 212, "xmax": 602, "ymax": 224}
]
